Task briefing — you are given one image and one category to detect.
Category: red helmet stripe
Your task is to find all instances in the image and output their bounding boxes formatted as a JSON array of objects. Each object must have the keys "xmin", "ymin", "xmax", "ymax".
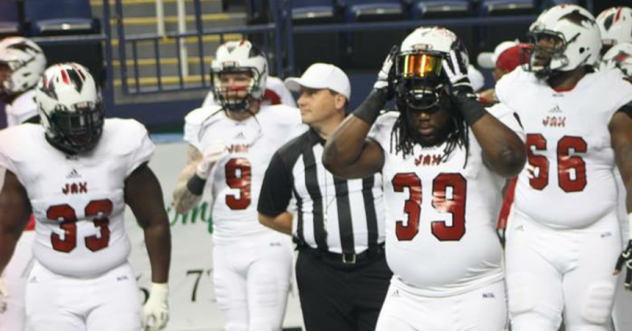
[
  {"xmin": 615, "ymin": 7, "xmax": 623, "ymax": 22},
  {"xmin": 60, "ymin": 68, "xmax": 70, "ymax": 85}
]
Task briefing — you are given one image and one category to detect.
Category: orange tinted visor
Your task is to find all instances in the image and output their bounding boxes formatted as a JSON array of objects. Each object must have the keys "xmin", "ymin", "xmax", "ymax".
[{"xmin": 397, "ymin": 52, "xmax": 443, "ymax": 79}]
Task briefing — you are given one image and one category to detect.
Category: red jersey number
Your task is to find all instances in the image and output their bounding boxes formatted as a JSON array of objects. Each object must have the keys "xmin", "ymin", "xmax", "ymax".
[
  {"xmin": 225, "ymin": 158, "xmax": 252, "ymax": 210},
  {"xmin": 526, "ymin": 134, "xmax": 587, "ymax": 192},
  {"xmin": 47, "ymin": 199, "xmax": 113, "ymax": 253},
  {"xmin": 392, "ymin": 173, "xmax": 467, "ymax": 242}
]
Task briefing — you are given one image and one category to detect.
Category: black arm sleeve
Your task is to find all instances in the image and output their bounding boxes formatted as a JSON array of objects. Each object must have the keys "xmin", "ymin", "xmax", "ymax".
[
  {"xmin": 619, "ymin": 100, "xmax": 632, "ymax": 120},
  {"xmin": 257, "ymin": 151, "xmax": 294, "ymax": 217}
]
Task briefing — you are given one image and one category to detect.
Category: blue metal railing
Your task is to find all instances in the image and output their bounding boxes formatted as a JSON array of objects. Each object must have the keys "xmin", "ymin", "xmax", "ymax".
[{"xmin": 113, "ymin": 0, "xmax": 285, "ymax": 95}]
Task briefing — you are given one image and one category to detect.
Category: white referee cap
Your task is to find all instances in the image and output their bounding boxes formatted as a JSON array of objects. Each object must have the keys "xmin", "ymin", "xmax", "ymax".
[{"xmin": 285, "ymin": 63, "xmax": 351, "ymax": 100}]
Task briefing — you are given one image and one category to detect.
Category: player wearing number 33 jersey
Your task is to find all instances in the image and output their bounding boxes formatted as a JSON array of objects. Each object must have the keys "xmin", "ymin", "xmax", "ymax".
[
  {"xmin": 0, "ymin": 63, "xmax": 172, "ymax": 331},
  {"xmin": 174, "ymin": 40, "xmax": 305, "ymax": 331},
  {"xmin": 322, "ymin": 27, "xmax": 526, "ymax": 331},
  {"xmin": 498, "ymin": 5, "xmax": 632, "ymax": 331}
]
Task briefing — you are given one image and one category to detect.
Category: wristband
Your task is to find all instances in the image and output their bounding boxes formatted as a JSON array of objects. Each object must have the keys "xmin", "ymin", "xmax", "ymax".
[
  {"xmin": 452, "ymin": 93, "xmax": 488, "ymax": 126},
  {"xmin": 186, "ymin": 174, "xmax": 206, "ymax": 196},
  {"xmin": 352, "ymin": 89, "xmax": 389, "ymax": 124}
]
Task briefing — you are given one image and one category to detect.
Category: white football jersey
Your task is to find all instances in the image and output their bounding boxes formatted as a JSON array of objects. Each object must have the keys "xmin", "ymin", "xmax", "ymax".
[
  {"xmin": 184, "ymin": 105, "xmax": 305, "ymax": 242},
  {"xmin": 5, "ymin": 89, "xmax": 37, "ymax": 127},
  {"xmin": 369, "ymin": 106, "xmax": 523, "ymax": 297},
  {"xmin": 0, "ymin": 119, "xmax": 154, "ymax": 277},
  {"xmin": 496, "ymin": 67, "xmax": 632, "ymax": 229}
]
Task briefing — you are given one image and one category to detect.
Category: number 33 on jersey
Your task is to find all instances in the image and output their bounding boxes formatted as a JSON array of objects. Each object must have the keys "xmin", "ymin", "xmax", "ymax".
[{"xmin": 0, "ymin": 119, "xmax": 154, "ymax": 278}]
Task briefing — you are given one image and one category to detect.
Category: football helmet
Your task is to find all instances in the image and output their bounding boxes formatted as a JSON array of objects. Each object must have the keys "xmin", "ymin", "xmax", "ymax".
[
  {"xmin": 0, "ymin": 37, "xmax": 46, "ymax": 100},
  {"xmin": 602, "ymin": 42, "xmax": 632, "ymax": 78},
  {"xmin": 596, "ymin": 7, "xmax": 632, "ymax": 53},
  {"xmin": 35, "ymin": 63, "xmax": 104, "ymax": 155},
  {"xmin": 210, "ymin": 40, "xmax": 268, "ymax": 112},
  {"xmin": 394, "ymin": 26, "xmax": 468, "ymax": 110},
  {"xmin": 526, "ymin": 4, "xmax": 601, "ymax": 78}
]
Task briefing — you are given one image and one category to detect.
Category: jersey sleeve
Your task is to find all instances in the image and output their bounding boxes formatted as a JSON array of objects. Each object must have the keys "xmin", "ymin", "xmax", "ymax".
[
  {"xmin": 266, "ymin": 77, "xmax": 297, "ymax": 107},
  {"xmin": 0, "ymin": 129, "xmax": 18, "ymax": 173},
  {"xmin": 183, "ymin": 107, "xmax": 218, "ymax": 152},
  {"xmin": 126, "ymin": 122, "xmax": 155, "ymax": 176},
  {"xmin": 368, "ymin": 111, "xmax": 397, "ymax": 151},
  {"xmin": 257, "ymin": 151, "xmax": 294, "ymax": 217},
  {"xmin": 486, "ymin": 103, "xmax": 525, "ymax": 142}
]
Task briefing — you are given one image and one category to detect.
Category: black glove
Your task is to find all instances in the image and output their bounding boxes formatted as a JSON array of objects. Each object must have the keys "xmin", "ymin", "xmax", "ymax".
[
  {"xmin": 442, "ymin": 49, "xmax": 486, "ymax": 126},
  {"xmin": 615, "ymin": 240, "xmax": 632, "ymax": 290},
  {"xmin": 373, "ymin": 45, "xmax": 399, "ymax": 101}
]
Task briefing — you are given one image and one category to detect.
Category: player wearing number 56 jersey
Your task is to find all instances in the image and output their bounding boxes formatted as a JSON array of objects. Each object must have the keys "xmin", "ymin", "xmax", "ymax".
[
  {"xmin": 173, "ymin": 40, "xmax": 305, "ymax": 331},
  {"xmin": 0, "ymin": 63, "xmax": 171, "ymax": 331},
  {"xmin": 322, "ymin": 27, "xmax": 526, "ymax": 331},
  {"xmin": 497, "ymin": 5, "xmax": 632, "ymax": 331}
]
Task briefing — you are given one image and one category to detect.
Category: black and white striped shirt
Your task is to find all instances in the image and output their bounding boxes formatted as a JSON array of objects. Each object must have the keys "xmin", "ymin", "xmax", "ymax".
[{"xmin": 258, "ymin": 129, "xmax": 385, "ymax": 255}]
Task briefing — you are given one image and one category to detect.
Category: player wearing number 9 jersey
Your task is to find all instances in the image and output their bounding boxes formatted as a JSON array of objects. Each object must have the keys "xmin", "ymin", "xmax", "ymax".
[
  {"xmin": 0, "ymin": 63, "xmax": 171, "ymax": 331},
  {"xmin": 497, "ymin": 5, "xmax": 632, "ymax": 331},
  {"xmin": 322, "ymin": 26, "xmax": 526, "ymax": 331},
  {"xmin": 173, "ymin": 40, "xmax": 305, "ymax": 331}
]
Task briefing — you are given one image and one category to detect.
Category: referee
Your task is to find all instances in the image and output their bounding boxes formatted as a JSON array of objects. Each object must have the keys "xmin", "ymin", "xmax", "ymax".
[{"xmin": 257, "ymin": 63, "xmax": 391, "ymax": 331}]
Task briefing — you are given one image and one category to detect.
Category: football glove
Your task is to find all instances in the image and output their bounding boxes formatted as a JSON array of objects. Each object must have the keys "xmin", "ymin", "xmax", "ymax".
[
  {"xmin": 196, "ymin": 140, "xmax": 225, "ymax": 179},
  {"xmin": 0, "ymin": 277, "xmax": 7, "ymax": 313},
  {"xmin": 442, "ymin": 49, "xmax": 475, "ymax": 97},
  {"xmin": 615, "ymin": 240, "xmax": 632, "ymax": 290},
  {"xmin": 143, "ymin": 283, "xmax": 169, "ymax": 331},
  {"xmin": 374, "ymin": 45, "xmax": 399, "ymax": 100}
]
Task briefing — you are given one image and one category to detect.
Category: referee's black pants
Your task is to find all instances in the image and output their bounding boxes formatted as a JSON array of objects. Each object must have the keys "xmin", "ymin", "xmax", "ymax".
[{"xmin": 295, "ymin": 248, "xmax": 392, "ymax": 331}]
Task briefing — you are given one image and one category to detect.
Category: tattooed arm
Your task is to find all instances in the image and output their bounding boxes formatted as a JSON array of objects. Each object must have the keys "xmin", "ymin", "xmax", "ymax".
[{"xmin": 172, "ymin": 145, "xmax": 203, "ymax": 214}]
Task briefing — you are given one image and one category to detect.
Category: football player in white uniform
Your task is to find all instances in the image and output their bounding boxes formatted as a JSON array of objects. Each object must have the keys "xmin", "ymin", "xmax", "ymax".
[
  {"xmin": 495, "ymin": 5, "xmax": 632, "ymax": 330},
  {"xmin": 173, "ymin": 40, "xmax": 304, "ymax": 331},
  {"xmin": 322, "ymin": 26, "xmax": 526, "ymax": 331},
  {"xmin": 0, "ymin": 36, "xmax": 46, "ymax": 331},
  {"xmin": 0, "ymin": 63, "xmax": 171, "ymax": 331},
  {"xmin": 601, "ymin": 41, "xmax": 632, "ymax": 331}
]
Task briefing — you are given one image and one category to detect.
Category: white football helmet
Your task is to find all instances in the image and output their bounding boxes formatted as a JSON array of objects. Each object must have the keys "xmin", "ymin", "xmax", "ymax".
[
  {"xmin": 597, "ymin": 7, "xmax": 632, "ymax": 53},
  {"xmin": 35, "ymin": 63, "xmax": 104, "ymax": 154},
  {"xmin": 395, "ymin": 26, "xmax": 468, "ymax": 110},
  {"xmin": 526, "ymin": 4, "xmax": 601, "ymax": 78},
  {"xmin": 602, "ymin": 42, "xmax": 632, "ymax": 78},
  {"xmin": 210, "ymin": 40, "xmax": 268, "ymax": 112},
  {"xmin": 0, "ymin": 36, "xmax": 46, "ymax": 100}
]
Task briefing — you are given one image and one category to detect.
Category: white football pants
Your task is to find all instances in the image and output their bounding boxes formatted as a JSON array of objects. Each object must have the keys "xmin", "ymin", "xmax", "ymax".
[
  {"xmin": 506, "ymin": 209, "xmax": 621, "ymax": 331},
  {"xmin": 213, "ymin": 230, "xmax": 293, "ymax": 331},
  {"xmin": 25, "ymin": 262, "xmax": 142, "ymax": 331},
  {"xmin": 375, "ymin": 279, "xmax": 508, "ymax": 331}
]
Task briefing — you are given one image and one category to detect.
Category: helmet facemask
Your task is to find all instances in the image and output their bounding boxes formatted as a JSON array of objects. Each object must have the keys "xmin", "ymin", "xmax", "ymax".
[
  {"xmin": 395, "ymin": 49, "xmax": 447, "ymax": 111},
  {"xmin": 43, "ymin": 100, "xmax": 105, "ymax": 155},
  {"xmin": 210, "ymin": 66, "xmax": 263, "ymax": 113},
  {"xmin": 525, "ymin": 30, "xmax": 576, "ymax": 79}
]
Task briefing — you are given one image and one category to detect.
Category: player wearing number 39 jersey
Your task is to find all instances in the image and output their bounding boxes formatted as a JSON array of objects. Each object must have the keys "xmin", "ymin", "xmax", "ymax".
[
  {"xmin": 323, "ymin": 27, "xmax": 526, "ymax": 331},
  {"xmin": 0, "ymin": 63, "xmax": 172, "ymax": 331},
  {"xmin": 173, "ymin": 40, "xmax": 305, "ymax": 331},
  {"xmin": 498, "ymin": 5, "xmax": 632, "ymax": 331}
]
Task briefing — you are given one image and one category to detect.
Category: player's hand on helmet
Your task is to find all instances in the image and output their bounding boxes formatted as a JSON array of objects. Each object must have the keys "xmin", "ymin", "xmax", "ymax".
[
  {"xmin": 143, "ymin": 283, "xmax": 169, "ymax": 331},
  {"xmin": 196, "ymin": 140, "xmax": 225, "ymax": 179},
  {"xmin": 615, "ymin": 240, "xmax": 632, "ymax": 290},
  {"xmin": 442, "ymin": 49, "xmax": 475, "ymax": 98},
  {"xmin": 374, "ymin": 45, "xmax": 399, "ymax": 100},
  {"xmin": 0, "ymin": 278, "xmax": 8, "ymax": 313}
]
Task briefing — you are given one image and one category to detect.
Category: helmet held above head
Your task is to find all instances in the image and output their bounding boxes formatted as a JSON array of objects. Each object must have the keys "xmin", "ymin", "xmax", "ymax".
[
  {"xmin": 35, "ymin": 63, "xmax": 104, "ymax": 155},
  {"xmin": 210, "ymin": 40, "xmax": 268, "ymax": 112},
  {"xmin": 526, "ymin": 4, "xmax": 601, "ymax": 78},
  {"xmin": 602, "ymin": 42, "xmax": 632, "ymax": 79},
  {"xmin": 0, "ymin": 36, "xmax": 46, "ymax": 100},
  {"xmin": 394, "ymin": 26, "xmax": 468, "ymax": 111},
  {"xmin": 596, "ymin": 7, "xmax": 632, "ymax": 52}
]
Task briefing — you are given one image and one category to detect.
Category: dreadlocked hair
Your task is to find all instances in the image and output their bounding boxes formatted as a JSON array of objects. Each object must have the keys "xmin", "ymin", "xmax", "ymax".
[{"xmin": 390, "ymin": 97, "xmax": 471, "ymax": 167}]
